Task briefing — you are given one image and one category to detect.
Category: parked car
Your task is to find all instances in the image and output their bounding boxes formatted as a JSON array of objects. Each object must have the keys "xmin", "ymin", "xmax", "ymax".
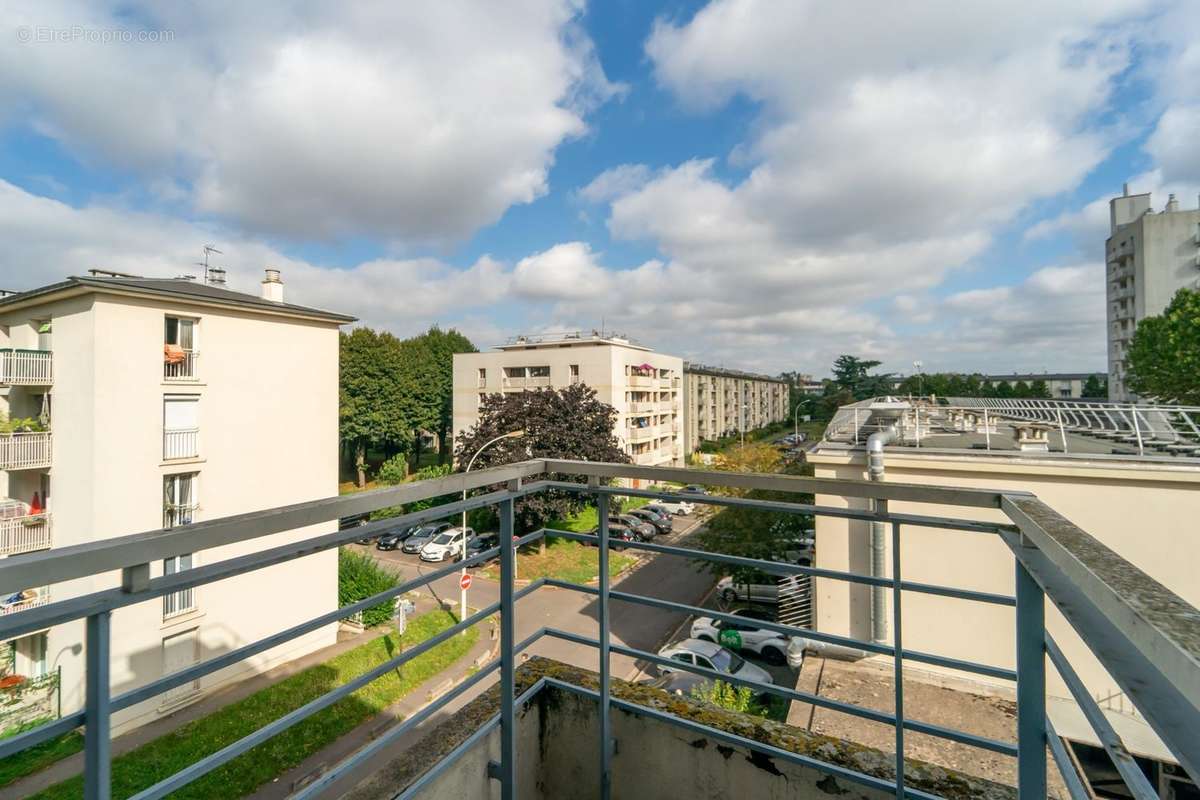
[
  {"xmin": 645, "ymin": 499, "xmax": 695, "ymax": 517},
  {"xmin": 339, "ymin": 513, "xmax": 373, "ymax": 544},
  {"xmin": 616, "ymin": 514, "xmax": 657, "ymax": 540},
  {"xmin": 587, "ymin": 522, "xmax": 639, "ymax": 548},
  {"xmin": 465, "ymin": 532, "xmax": 500, "ymax": 562},
  {"xmin": 690, "ymin": 608, "xmax": 799, "ymax": 665},
  {"xmin": 678, "ymin": 484, "xmax": 708, "ymax": 496},
  {"xmin": 376, "ymin": 523, "xmax": 422, "ymax": 551},
  {"xmin": 640, "ymin": 671, "xmax": 714, "ymax": 697},
  {"xmin": 716, "ymin": 573, "xmax": 807, "ymax": 605},
  {"xmin": 420, "ymin": 526, "xmax": 476, "ymax": 562},
  {"xmin": 626, "ymin": 507, "xmax": 673, "ymax": 534},
  {"xmin": 657, "ymin": 638, "xmax": 774, "ymax": 689},
  {"xmin": 401, "ymin": 521, "xmax": 455, "ymax": 554}
]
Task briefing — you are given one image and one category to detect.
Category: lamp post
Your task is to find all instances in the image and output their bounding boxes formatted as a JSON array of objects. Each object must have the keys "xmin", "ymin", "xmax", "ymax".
[
  {"xmin": 913, "ymin": 360, "xmax": 924, "ymax": 399},
  {"xmin": 460, "ymin": 430, "xmax": 525, "ymax": 627},
  {"xmin": 794, "ymin": 402, "xmax": 802, "ymax": 442}
]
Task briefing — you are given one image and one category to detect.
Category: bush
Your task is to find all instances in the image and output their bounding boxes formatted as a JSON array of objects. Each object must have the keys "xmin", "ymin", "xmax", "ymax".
[
  {"xmin": 375, "ymin": 454, "xmax": 409, "ymax": 485},
  {"xmin": 370, "ymin": 462, "xmax": 454, "ymax": 521},
  {"xmin": 338, "ymin": 548, "xmax": 399, "ymax": 627}
]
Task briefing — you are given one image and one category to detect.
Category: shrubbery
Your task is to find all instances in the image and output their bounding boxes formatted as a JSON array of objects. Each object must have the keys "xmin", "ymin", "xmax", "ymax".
[
  {"xmin": 338, "ymin": 548, "xmax": 400, "ymax": 627},
  {"xmin": 370, "ymin": 462, "xmax": 454, "ymax": 521}
]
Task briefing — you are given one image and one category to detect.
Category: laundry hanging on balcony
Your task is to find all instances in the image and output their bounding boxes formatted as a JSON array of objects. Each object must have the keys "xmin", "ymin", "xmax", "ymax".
[{"xmin": 164, "ymin": 344, "xmax": 187, "ymax": 364}]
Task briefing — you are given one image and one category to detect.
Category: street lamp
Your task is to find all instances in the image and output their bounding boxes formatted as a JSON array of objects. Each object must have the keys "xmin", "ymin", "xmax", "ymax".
[
  {"xmin": 913, "ymin": 360, "xmax": 924, "ymax": 398},
  {"xmin": 460, "ymin": 430, "xmax": 525, "ymax": 625}
]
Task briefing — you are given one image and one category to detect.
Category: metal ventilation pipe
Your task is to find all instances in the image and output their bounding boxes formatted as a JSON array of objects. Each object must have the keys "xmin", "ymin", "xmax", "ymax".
[{"xmin": 867, "ymin": 424, "xmax": 897, "ymax": 644}]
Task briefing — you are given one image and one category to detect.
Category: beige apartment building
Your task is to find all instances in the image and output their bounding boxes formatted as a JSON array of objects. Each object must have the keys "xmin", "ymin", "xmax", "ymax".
[
  {"xmin": 0, "ymin": 270, "xmax": 352, "ymax": 733},
  {"xmin": 807, "ymin": 400, "xmax": 1200, "ymax": 778},
  {"xmin": 1106, "ymin": 187, "xmax": 1200, "ymax": 401},
  {"xmin": 682, "ymin": 364, "xmax": 789, "ymax": 453},
  {"xmin": 452, "ymin": 332, "xmax": 684, "ymax": 468}
]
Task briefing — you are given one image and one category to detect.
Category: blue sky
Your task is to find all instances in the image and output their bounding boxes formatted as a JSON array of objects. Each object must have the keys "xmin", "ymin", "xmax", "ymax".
[{"xmin": 1, "ymin": 1, "xmax": 1198, "ymax": 377}]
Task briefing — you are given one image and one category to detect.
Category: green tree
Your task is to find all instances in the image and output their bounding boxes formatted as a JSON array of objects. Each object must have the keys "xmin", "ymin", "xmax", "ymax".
[
  {"xmin": 1127, "ymin": 288, "xmax": 1200, "ymax": 404},
  {"xmin": 454, "ymin": 383, "xmax": 630, "ymax": 534},
  {"xmin": 1029, "ymin": 379, "xmax": 1051, "ymax": 399},
  {"xmin": 831, "ymin": 355, "xmax": 894, "ymax": 399},
  {"xmin": 337, "ymin": 548, "xmax": 399, "ymax": 627},
  {"xmin": 399, "ymin": 327, "xmax": 476, "ymax": 466},
  {"xmin": 994, "ymin": 380, "xmax": 1014, "ymax": 398},
  {"xmin": 1082, "ymin": 374, "xmax": 1105, "ymax": 398},
  {"xmin": 1013, "ymin": 380, "xmax": 1031, "ymax": 397},
  {"xmin": 339, "ymin": 328, "xmax": 413, "ymax": 487}
]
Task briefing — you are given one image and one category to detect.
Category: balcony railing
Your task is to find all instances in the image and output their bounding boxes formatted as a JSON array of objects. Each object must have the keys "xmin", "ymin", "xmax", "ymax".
[
  {"xmin": 0, "ymin": 586, "xmax": 49, "ymax": 616},
  {"xmin": 627, "ymin": 401, "xmax": 655, "ymax": 414},
  {"xmin": 163, "ymin": 428, "xmax": 199, "ymax": 460},
  {"xmin": 628, "ymin": 375, "xmax": 655, "ymax": 388},
  {"xmin": 0, "ymin": 461, "xmax": 1194, "ymax": 800},
  {"xmin": 0, "ymin": 432, "xmax": 51, "ymax": 470},
  {"xmin": 501, "ymin": 375, "xmax": 551, "ymax": 390},
  {"xmin": 0, "ymin": 350, "xmax": 52, "ymax": 386},
  {"xmin": 626, "ymin": 425, "xmax": 657, "ymax": 443},
  {"xmin": 0, "ymin": 512, "xmax": 51, "ymax": 556},
  {"xmin": 163, "ymin": 350, "xmax": 199, "ymax": 381}
]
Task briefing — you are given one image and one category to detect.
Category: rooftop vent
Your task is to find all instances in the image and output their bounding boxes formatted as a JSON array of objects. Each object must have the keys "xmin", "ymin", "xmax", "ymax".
[
  {"xmin": 261, "ymin": 269, "xmax": 284, "ymax": 303},
  {"xmin": 206, "ymin": 267, "xmax": 226, "ymax": 286}
]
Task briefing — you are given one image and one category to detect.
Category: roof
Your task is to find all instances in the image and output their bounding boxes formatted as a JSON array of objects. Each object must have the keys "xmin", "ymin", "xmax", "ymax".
[
  {"xmin": 494, "ymin": 331, "xmax": 651, "ymax": 352},
  {"xmin": 983, "ymin": 373, "xmax": 1102, "ymax": 382},
  {"xmin": 0, "ymin": 276, "xmax": 356, "ymax": 324},
  {"xmin": 684, "ymin": 362, "xmax": 788, "ymax": 384}
]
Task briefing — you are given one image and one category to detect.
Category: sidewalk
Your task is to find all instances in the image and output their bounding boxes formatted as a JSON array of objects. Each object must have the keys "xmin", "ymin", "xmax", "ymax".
[{"xmin": 0, "ymin": 594, "xmax": 489, "ymax": 800}]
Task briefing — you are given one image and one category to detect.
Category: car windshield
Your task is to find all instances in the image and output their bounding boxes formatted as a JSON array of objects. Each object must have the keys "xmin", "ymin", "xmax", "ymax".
[
  {"xmin": 709, "ymin": 648, "xmax": 746, "ymax": 674},
  {"xmin": 432, "ymin": 532, "xmax": 456, "ymax": 545}
]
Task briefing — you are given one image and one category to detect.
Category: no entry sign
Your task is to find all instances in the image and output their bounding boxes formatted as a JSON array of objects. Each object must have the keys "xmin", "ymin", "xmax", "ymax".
[{"xmin": 459, "ymin": 573, "xmax": 473, "ymax": 591}]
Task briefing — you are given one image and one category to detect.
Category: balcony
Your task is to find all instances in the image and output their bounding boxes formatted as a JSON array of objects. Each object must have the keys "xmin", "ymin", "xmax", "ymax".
[
  {"xmin": 628, "ymin": 374, "xmax": 655, "ymax": 388},
  {"xmin": 626, "ymin": 425, "xmax": 657, "ymax": 443},
  {"xmin": 163, "ymin": 428, "xmax": 199, "ymax": 460},
  {"xmin": 0, "ymin": 510, "xmax": 51, "ymax": 556},
  {"xmin": 501, "ymin": 375, "xmax": 551, "ymax": 390},
  {"xmin": 0, "ymin": 461, "xmax": 1194, "ymax": 800},
  {"xmin": 163, "ymin": 350, "xmax": 199, "ymax": 382},
  {"xmin": 0, "ymin": 586, "xmax": 49, "ymax": 616},
  {"xmin": 0, "ymin": 432, "xmax": 51, "ymax": 470},
  {"xmin": 627, "ymin": 401, "xmax": 655, "ymax": 414},
  {"xmin": 0, "ymin": 350, "xmax": 52, "ymax": 386}
]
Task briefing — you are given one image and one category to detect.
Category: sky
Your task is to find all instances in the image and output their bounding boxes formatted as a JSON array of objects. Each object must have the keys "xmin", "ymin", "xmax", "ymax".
[{"xmin": 1, "ymin": 1, "xmax": 1198, "ymax": 378}]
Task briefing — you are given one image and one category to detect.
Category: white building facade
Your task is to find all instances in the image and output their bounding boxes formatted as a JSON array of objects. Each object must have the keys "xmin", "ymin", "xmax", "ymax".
[
  {"xmin": 1106, "ymin": 188, "xmax": 1200, "ymax": 401},
  {"xmin": 0, "ymin": 272, "xmax": 352, "ymax": 733},
  {"xmin": 452, "ymin": 333, "xmax": 684, "ymax": 468},
  {"xmin": 682, "ymin": 364, "xmax": 790, "ymax": 453}
]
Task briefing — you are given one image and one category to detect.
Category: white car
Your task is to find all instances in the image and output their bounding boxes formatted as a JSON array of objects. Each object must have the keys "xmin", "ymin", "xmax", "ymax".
[
  {"xmin": 716, "ymin": 574, "xmax": 807, "ymax": 605},
  {"xmin": 645, "ymin": 499, "xmax": 695, "ymax": 517},
  {"xmin": 690, "ymin": 608, "xmax": 800, "ymax": 666},
  {"xmin": 419, "ymin": 526, "xmax": 475, "ymax": 562},
  {"xmin": 657, "ymin": 638, "xmax": 774, "ymax": 688}
]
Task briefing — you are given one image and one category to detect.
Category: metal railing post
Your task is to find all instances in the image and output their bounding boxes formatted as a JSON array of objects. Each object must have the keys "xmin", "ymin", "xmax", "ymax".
[
  {"xmin": 1015, "ymin": 562, "xmax": 1047, "ymax": 799},
  {"xmin": 1055, "ymin": 407, "xmax": 1068, "ymax": 454},
  {"xmin": 498, "ymin": 497, "xmax": 516, "ymax": 800},
  {"xmin": 983, "ymin": 407, "xmax": 991, "ymax": 450},
  {"xmin": 1130, "ymin": 405, "xmax": 1144, "ymax": 455},
  {"xmin": 891, "ymin": 522, "xmax": 905, "ymax": 798},
  {"xmin": 84, "ymin": 611, "xmax": 112, "ymax": 800},
  {"xmin": 597, "ymin": 492, "xmax": 612, "ymax": 799}
]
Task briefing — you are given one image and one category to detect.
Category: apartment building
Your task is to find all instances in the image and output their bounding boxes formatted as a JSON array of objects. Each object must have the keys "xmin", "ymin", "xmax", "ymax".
[
  {"xmin": 682, "ymin": 364, "xmax": 790, "ymax": 453},
  {"xmin": 1106, "ymin": 187, "xmax": 1200, "ymax": 401},
  {"xmin": 452, "ymin": 332, "xmax": 684, "ymax": 468},
  {"xmin": 0, "ymin": 269, "xmax": 352, "ymax": 733},
  {"xmin": 808, "ymin": 398, "xmax": 1200, "ymax": 788},
  {"xmin": 981, "ymin": 372, "xmax": 1104, "ymax": 399}
]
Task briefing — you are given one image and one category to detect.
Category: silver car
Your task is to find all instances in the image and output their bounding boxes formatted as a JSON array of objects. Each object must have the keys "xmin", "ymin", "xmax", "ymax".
[{"xmin": 657, "ymin": 638, "xmax": 773, "ymax": 688}]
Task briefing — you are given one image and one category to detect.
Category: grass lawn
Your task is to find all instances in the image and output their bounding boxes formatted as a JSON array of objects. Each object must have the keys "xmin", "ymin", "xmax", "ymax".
[
  {"xmin": 0, "ymin": 727, "xmax": 83, "ymax": 788},
  {"xmin": 25, "ymin": 610, "xmax": 477, "ymax": 800},
  {"xmin": 480, "ymin": 498, "xmax": 651, "ymax": 584}
]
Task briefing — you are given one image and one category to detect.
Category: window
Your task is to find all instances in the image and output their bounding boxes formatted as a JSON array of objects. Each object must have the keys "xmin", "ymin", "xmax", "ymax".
[
  {"xmin": 477, "ymin": 368, "xmax": 486, "ymax": 387},
  {"xmin": 163, "ymin": 474, "xmax": 198, "ymax": 617},
  {"xmin": 670, "ymin": 652, "xmax": 694, "ymax": 665},
  {"xmin": 15, "ymin": 633, "xmax": 47, "ymax": 678},
  {"xmin": 569, "ymin": 364, "xmax": 580, "ymax": 384},
  {"xmin": 163, "ymin": 395, "xmax": 200, "ymax": 459},
  {"xmin": 164, "ymin": 317, "xmax": 198, "ymax": 380}
]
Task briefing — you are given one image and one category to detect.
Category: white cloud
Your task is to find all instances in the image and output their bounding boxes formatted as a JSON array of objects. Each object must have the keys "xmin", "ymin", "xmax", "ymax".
[
  {"xmin": 0, "ymin": 1, "xmax": 619, "ymax": 242},
  {"xmin": 512, "ymin": 242, "xmax": 614, "ymax": 300},
  {"xmin": 577, "ymin": 164, "xmax": 653, "ymax": 204}
]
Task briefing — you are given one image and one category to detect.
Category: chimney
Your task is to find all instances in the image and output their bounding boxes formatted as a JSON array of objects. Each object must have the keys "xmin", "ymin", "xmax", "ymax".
[
  {"xmin": 206, "ymin": 267, "xmax": 226, "ymax": 286},
  {"xmin": 261, "ymin": 269, "xmax": 284, "ymax": 303},
  {"xmin": 1166, "ymin": 193, "xmax": 1179, "ymax": 213},
  {"xmin": 1122, "ymin": 182, "xmax": 1129, "ymax": 197}
]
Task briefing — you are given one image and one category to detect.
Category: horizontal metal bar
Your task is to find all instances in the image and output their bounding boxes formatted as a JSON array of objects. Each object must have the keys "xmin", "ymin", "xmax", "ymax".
[
  {"xmin": 0, "ymin": 710, "xmax": 84, "ymax": 760},
  {"xmin": 129, "ymin": 606, "xmax": 496, "ymax": 800},
  {"xmin": 999, "ymin": 524, "xmax": 1200, "ymax": 779},
  {"xmin": 0, "ymin": 496, "xmax": 543, "ymax": 642},
  {"xmin": 551, "ymin": 528, "xmax": 1013, "ymax": 606},
  {"xmin": 543, "ymin": 458, "xmax": 1019, "ymax": 508},
  {"xmin": 1046, "ymin": 716, "xmax": 1092, "ymax": 800},
  {"xmin": 542, "ymin": 676, "xmax": 943, "ymax": 800},
  {"xmin": 545, "ymin": 578, "xmax": 1016, "ymax": 682},
  {"xmin": 541, "ymin": 626, "xmax": 1016, "ymax": 756},
  {"xmin": 292, "ymin": 659, "xmax": 504, "ymax": 800},
  {"xmin": 1045, "ymin": 636, "xmax": 1159, "ymax": 800},
  {"xmin": 551, "ymin": 481, "xmax": 1012, "ymax": 535},
  {"xmin": 0, "ymin": 459, "xmax": 547, "ymax": 592}
]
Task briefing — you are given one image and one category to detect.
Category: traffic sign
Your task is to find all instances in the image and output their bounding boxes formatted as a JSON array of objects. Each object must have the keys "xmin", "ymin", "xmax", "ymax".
[{"xmin": 459, "ymin": 573, "xmax": 473, "ymax": 591}]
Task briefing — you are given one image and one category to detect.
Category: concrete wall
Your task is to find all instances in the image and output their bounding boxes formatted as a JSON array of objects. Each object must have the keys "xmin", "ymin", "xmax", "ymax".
[
  {"xmin": 808, "ymin": 447, "xmax": 1200, "ymax": 755},
  {"xmin": 0, "ymin": 289, "xmax": 341, "ymax": 732},
  {"xmin": 682, "ymin": 369, "xmax": 789, "ymax": 453},
  {"xmin": 453, "ymin": 342, "xmax": 684, "ymax": 468}
]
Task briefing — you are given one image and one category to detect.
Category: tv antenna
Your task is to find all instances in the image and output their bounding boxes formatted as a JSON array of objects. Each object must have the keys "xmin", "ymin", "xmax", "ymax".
[{"xmin": 195, "ymin": 245, "xmax": 223, "ymax": 284}]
